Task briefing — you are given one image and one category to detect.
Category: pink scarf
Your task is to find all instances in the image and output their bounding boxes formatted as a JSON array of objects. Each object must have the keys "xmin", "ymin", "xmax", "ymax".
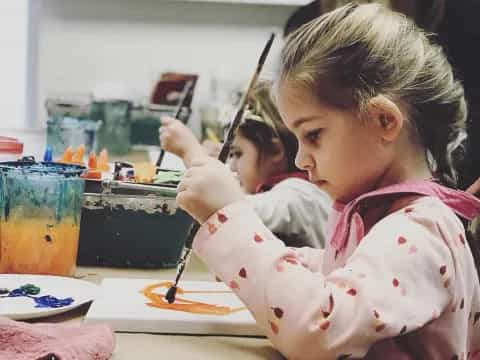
[{"xmin": 330, "ymin": 180, "xmax": 480, "ymax": 252}]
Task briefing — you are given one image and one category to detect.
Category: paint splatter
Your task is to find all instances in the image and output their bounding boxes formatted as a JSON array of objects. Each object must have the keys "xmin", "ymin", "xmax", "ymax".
[{"xmin": 1, "ymin": 284, "xmax": 74, "ymax": 308}]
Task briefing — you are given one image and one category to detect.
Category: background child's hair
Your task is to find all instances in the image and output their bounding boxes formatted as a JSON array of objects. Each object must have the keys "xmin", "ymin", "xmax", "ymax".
[
  {"xmin": 237, "ymin": 81, "xmax": 299, "ymax": 172},
  {"xmin": 275, "ymin": 3, "xmax": 480, "ymax": 277}
]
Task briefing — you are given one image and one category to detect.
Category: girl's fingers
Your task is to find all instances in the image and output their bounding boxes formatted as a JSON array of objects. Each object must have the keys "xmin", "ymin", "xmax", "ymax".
[
  {"xmin": 160, "ymin": 116, "xmax": 176, "ymax": 125},
  {"xmin": 190, "ymin": 156, "xmax": 212, "ymax": 168},
  {"xmin": 177, "ymin": 178, "xmax": 190, "ymax": 193},
  {"xmin": 467, "ymin": 176, "xmax": 480, "ymax": 195}
]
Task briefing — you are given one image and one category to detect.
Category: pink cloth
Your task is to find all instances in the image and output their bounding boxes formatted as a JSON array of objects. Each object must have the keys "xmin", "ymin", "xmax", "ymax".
[
  {"xmin": 330, "ymin": 180, "xmax": 480, "ymax": 252},
  {"xmin": 0, "ymin": 316, "xmax": 115, "ymax": 360},
  {"xmin": 193, "ymin": 180, "xmax": 480, "ymax": 359}
]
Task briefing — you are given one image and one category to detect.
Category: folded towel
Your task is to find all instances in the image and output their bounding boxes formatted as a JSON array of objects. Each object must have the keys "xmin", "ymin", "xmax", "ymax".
[{"xmin": 0, "ymin": 316, "xmax": 115, "ymax": 360}]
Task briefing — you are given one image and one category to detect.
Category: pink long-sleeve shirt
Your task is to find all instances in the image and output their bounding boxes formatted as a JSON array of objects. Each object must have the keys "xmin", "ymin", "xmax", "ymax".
[{"xmin": 193, "ymin": 181, "xmax": 480, "ymax": 359}]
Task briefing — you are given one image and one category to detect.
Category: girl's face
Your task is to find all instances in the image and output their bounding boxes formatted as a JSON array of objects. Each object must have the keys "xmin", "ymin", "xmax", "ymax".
[
  {"xmin": 229, "ymin": 134, "xmax": 281, "ymax": 194},
  {"xmin": 277, "ymin": 84, "xmax": 393, "ymax": 203}
]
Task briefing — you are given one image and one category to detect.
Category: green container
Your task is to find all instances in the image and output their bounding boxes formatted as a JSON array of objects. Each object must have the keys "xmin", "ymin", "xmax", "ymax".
[
  {"xmin": 77, "ymin": 179, "xmax": 192, "ymax": 268},
  {"xmin": 130, "ymin": 105, "xmax": 191, "ymax": 146},
  {"xmin": 91, "ymin": 101, "xmax": 132, "ymax": 155}
]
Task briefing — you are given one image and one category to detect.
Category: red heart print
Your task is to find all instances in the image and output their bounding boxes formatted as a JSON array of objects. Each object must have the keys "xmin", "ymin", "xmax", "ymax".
[
  {"xmin": 217, "ymin": 213, "xmax": 228, "ymax": 223},
  {"xmin": 254, "ymin": 233, "xmax": 264, "ymax": 243},
  {"xmin": 238, "ymin": 268, "xmax": 247, "ymax": 279}
]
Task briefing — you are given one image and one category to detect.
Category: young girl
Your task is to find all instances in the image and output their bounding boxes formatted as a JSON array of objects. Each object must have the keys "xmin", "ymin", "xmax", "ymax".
[
  {"xmin": 160, "ymin": 82, "xmax": 330, "ymax": 248},
  {"xmin": 174, "ymin": 3, "xmax": 480, "ymax": 359}
]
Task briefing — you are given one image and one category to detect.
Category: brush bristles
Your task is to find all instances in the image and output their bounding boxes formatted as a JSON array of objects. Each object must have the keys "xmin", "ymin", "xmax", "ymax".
[{"xmin": 165, "ymin": 286, "xmax": 177, "ymax": 304}]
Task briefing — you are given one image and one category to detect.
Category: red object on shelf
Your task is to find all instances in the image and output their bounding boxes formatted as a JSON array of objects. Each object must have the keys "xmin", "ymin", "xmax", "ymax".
[
  {"xmin": 0, "ymin": 136, "xmax": 23, "ymax": 154},
  {"xmin": 150, "ymin": 72, "xmax": 198, "ymax": 107}
]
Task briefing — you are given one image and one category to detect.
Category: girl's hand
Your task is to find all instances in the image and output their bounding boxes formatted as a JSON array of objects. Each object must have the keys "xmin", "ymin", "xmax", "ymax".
[
  {"xmin": 176, "ymin": 156, "xmax": 244, "ymax": 224},
  {"xmin": 201, "ymin": 139, "xmax": 222, "ymax": 158},
  {"xmin": 159, "ymin": 117, "xmax": 205, "ymax": 167}
]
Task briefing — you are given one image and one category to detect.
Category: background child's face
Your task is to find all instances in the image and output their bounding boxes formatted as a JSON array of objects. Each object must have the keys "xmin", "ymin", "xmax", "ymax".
[
  {"xmin": 277, "ymin": 84, "xmax": 393, "ymax": 203},
  {"xmin": 229, "ymin": 134, "xmax": 278, "ymax": 194}
]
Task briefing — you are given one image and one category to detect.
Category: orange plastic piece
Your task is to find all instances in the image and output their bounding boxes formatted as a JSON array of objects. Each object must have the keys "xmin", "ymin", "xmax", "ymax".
[
  {"xmin": 72, "ymin": 145, "xmax": 85, "ymax": 165},
  {"xmin": 81, "ymin": 169, "xmax": 101, "ymax": 180},
  {"xmin": 88, "ymin": 152, "xmax": 97, "ymax": 169},
  {"xmin": 61, "ymin": 146, "xmax": 74, "ymax": 163},
  {"xmin": 97, "ymin": 149, "xmax": 110, "ymax": 172}
]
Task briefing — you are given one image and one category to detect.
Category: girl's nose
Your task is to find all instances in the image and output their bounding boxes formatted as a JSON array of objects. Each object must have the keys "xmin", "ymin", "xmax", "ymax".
[
  {"xmin": 228, "ymin": 158, "xmax": 237, "ymax": 172},
  {"xmin": 295, "ymin": 145, "xmax": 314, "ymax": 171}
]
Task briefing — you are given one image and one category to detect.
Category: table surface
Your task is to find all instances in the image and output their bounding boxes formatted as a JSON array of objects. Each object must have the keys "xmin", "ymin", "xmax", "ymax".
[{"xmin": 35, "ymin": 256, "xmax": 282, "ymax": 360}]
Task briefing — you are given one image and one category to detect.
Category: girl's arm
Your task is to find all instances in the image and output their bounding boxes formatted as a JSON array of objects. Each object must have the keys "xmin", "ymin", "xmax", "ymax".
[{"xmin": 193, "ymin": 198, "xmax": 460, "ymax": 359}]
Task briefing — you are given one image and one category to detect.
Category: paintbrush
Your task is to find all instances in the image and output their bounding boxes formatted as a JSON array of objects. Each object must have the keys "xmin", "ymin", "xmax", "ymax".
[
  {"xmin": 156, "ymin": 80, "xmax": 195, "ymax": 168},
  {"xmin": 165, "ymin": 33, "xmax": 276, "ymax": 304}
]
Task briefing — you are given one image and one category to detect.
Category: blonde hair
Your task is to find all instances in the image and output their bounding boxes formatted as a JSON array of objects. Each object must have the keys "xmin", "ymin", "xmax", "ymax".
[{"xmin": 276, "ymin": 2, "xmax": 467, "ymax": 187}]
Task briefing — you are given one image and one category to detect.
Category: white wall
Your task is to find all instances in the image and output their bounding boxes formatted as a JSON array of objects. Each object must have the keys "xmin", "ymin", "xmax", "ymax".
[
  {"xmin": 36, "ymin": 0, "xmax": 296, "ymax": 130},
  {"xmin": 0, "ymin": 1, "xmax": 28, "ymax": 129}
]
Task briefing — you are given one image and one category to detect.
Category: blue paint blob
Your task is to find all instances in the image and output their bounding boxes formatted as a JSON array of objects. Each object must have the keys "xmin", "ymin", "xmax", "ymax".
[
  {"xmin": 33, "ymin": 295, "xmax": 74, "ymax": 308},
  {"xmin": 2, "ymin": 284, "xmax": 74, "ymax": 309}
]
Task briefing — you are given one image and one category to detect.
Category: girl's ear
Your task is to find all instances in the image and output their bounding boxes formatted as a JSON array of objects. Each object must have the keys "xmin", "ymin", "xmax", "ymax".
[
  {"xmin": 270, "ymin": 139, "xmax": 286, "ymax": 164},
  {"xmin": 367, "ymin": 95, "xmax": 405, "ymax": 143}
]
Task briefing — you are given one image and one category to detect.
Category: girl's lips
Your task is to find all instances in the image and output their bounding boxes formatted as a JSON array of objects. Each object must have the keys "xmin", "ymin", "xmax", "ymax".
[{"xmin": 314, "ymin": 180, "xmax": 327, "ymax": 187}]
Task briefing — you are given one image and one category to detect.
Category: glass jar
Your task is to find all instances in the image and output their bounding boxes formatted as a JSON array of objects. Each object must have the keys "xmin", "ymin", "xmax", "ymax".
[
  {"xmin": 0, "ymin": 160, "xmax": 85, "ymax": 276},
  {"xmin": 92, "ymin": 100, "xmax": 132, "ymax": 155}
]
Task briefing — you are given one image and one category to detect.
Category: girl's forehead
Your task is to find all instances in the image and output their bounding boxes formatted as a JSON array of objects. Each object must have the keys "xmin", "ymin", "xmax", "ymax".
[
  {"xmin": 278, "ymin": 83, "xmax": 329, "ymax": 114},
  {"xmin": 278, "ymin": 86, "xmax": 333, "ymax": 125},
  {"xmin": 278, "ymin": 83, "xmax": 309, "ymax": 104},
  {"xmin": 232, "ymin": 133, "xmax": 249, "ymax": 146}
]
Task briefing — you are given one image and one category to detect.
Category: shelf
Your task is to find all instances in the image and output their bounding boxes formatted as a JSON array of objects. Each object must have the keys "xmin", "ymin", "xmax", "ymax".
[{"xmin": 165, "ymin": 0, "xmax": 311, "ymax": 6}]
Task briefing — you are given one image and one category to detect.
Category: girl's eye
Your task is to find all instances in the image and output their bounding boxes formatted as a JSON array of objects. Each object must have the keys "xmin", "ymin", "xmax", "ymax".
[
  {"xmin": 304, "ymin": 129, "xmax": 322, "ymax": 144},
  {"xmin": 229, "ymin": 151, "xmax": 242, "ymax": 159}
]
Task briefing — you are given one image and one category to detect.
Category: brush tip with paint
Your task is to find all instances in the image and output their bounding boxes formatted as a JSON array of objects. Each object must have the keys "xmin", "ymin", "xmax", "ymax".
[{"xmin": 165, "ymin": 285, "xmax": 177, "ymax": 304}]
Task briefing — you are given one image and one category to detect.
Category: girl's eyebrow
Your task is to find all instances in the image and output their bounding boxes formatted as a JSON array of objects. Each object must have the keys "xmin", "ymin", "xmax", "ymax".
[{"xmin": 292, "ymin": 116, "xmax": 323, "ymax": 129}]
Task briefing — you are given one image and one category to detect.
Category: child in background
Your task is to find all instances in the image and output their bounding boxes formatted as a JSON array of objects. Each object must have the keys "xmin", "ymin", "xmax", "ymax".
[
  {"xmin": 173, "ymin": 4, "xmax": 480, "ymax": 359},
  {"xmin": 160, "ymin": 81, "xmax": 330, "ymax": 248}
]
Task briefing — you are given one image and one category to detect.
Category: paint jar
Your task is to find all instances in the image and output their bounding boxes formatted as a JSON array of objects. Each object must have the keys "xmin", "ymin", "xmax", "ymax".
[
  {"xmin": 78, "ymin": 178, "xmax": 192, "ymax": 268},
  {"xmin": 91, "ymin": 100, "xmax": 132, "ymax": 155},
  {"xmin": 45, "ymin": 97, "xmax": 100, "ymax": 158},
  {"xmin": 0, "ymin": 160, "xmax": 85, "ymax": 276},
  {"xmin": 0, "ymin": 137, "xmax": 23, "ymax": 162},
  {"xmin": 46, "ymin": 116, "xmax": 101, "ymax": 158}
]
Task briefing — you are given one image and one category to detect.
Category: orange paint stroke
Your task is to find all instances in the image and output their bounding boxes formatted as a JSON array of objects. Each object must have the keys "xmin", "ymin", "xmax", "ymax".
[{"xmin": 141, "ymin": 282, "xmax": 246, "ymax": 315}]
